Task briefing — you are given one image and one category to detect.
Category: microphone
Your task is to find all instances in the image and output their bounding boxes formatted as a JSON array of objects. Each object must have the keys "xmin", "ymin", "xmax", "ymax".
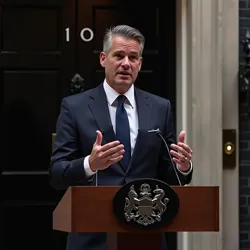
[
  {"xmin": 148, "ymin": 128, "xmax": 182, "ymax": 186},
  {"xmin": 95, "ymin": 130, "xmax": 104, "ymax": 187},
  {"xmin": 95, "ymin": 172, "xmax": 98, "ymax": 187}
]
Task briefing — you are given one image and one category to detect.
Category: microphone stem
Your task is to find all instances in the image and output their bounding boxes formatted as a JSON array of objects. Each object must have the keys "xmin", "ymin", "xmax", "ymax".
[
  {"xmin": 95, "ymin": 171, "xmax": 98, "ymax": 186},
  {"xmin": 157, "ymin": 133, "xmax": 182, "ymax": 186}
]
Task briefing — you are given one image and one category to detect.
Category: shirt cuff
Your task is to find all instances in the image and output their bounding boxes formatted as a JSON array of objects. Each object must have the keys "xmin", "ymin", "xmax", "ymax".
[
  {"xmin": 176, "ymin": 160, "xmax": 193, "ymax": 176},
  {"xmin": 83, "ymin": 155, "xmax": 97, "ymax": 178}
]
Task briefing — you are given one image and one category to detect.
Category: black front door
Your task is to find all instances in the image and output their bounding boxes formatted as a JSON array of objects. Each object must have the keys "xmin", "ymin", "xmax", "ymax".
[{"xmin": 2, "ymin": 0, "xmax": 176, "ymax": 249}]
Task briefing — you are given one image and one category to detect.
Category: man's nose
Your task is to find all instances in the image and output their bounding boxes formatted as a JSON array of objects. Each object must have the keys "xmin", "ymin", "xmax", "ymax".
[{"xmin": 121, "ymin": 57, "xmax": 130, "ymax": 68}]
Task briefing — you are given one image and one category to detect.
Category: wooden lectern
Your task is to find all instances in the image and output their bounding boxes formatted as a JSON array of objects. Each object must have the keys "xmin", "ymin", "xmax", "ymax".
[{"xmin": 53, "ymin": 186, "xmax": 219, "ymax": 250}]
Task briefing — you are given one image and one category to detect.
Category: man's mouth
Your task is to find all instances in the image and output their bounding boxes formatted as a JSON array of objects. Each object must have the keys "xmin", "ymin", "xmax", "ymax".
[{"xmin": 118, "ymin": 72, "xmax": 131, "ymax": 76}]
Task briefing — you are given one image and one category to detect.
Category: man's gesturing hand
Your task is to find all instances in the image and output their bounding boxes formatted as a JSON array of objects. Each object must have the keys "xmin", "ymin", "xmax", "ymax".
[{"xmin": 89, "ymin": 130, "xmax": 124, "ymax": 172}]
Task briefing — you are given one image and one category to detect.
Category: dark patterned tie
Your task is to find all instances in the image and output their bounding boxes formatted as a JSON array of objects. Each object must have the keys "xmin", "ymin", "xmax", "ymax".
[{"xmin": 116, "ymin": 95, "xmax": 131, "ymax": 169}]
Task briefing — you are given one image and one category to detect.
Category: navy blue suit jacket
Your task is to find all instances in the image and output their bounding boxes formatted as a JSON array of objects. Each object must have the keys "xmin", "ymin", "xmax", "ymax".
[{"xmin": 49, "ymin": 83, "xmax": 192, "ymax": 250}]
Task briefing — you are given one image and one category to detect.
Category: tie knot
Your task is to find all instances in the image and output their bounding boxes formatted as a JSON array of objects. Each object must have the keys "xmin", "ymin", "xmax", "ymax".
[{"xmin": 117, "ymin": 95, "xmax": 126, "ymax": 105}]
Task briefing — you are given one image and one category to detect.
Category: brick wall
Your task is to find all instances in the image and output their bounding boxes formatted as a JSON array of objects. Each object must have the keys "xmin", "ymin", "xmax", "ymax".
[{"xmin": 239, "ymin": 1, "xmax": 250, "ymax": 249}]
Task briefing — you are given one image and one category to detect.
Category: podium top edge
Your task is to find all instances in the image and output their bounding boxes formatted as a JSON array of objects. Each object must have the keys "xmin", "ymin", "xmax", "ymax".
[{"xmin": 68, "ymin": 185, "xmax": 220, "ymax": 188}]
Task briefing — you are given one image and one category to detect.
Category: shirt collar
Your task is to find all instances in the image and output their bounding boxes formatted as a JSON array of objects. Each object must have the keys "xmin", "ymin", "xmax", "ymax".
[{"xmin": 103, "ymin": 79, "xmax": 135, "ymax": 108}]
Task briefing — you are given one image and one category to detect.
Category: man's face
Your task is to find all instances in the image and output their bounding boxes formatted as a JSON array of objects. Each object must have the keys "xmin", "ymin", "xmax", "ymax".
[{"xmin": 100, "ymin": 35, "xmax": 142, "ymax": 93}]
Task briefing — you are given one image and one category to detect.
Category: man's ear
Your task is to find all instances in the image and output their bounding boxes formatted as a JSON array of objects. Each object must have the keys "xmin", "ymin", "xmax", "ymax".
[{"xmin": 100, "ymin": 52, "xmax": 106, "ymax": 67}]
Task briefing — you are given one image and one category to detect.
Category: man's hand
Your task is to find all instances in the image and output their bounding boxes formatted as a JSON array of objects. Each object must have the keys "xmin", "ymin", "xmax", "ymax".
[
  {"xmin": 170, "ymin": 131, "xmax": 193, "ymax": 172},
  {"xmin": 89, "ymin": 130, "xmax": 124, "ymax": 172}
]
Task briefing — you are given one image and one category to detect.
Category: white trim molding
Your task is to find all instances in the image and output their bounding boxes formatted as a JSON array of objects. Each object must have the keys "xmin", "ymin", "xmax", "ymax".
[{"xmin": 221, "ymin": 0, "xmax": 239, "ymax": 249}]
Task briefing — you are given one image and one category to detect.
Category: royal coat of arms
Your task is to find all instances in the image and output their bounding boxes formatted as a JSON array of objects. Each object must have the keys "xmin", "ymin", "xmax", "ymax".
[{"xmin": 124, "ymin": 183, "xmax": 169, "ymax": 226}]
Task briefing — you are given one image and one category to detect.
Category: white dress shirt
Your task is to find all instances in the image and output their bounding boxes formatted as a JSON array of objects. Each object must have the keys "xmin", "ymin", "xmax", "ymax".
[{"xmin": 83, "ymin": 79, "xmax": 192, "ymax": 177}]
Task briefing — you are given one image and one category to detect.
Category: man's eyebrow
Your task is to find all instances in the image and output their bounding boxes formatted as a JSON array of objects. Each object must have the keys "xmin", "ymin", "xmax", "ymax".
[
  {"xmin": 113, "ymin": 50, "xmax": 139, "ymax": 55},
  {"xmin": 130, "ymin": 51, "xmax": 139, "ymax": 55},
  {"xmin": 113, "ymin": 50, "xmax": 126, "ymax": 53}
]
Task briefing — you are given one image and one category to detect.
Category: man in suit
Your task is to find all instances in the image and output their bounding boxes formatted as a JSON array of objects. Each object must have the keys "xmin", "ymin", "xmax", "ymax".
[{"xmin": 49, "ymin": 24, "xmax": 193, "ymax": 250}]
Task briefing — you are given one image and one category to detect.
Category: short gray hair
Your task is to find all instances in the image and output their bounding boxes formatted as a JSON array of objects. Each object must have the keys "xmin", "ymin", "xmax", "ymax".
[{"xmin": 103, "ymin": 25, "xmax": 145, "ymax": 56}]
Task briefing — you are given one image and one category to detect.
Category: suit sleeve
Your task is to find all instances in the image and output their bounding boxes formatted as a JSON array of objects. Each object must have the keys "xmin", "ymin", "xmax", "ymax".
[
  {"xmin": 49, "ymin": 98, "xmax": 89, "ymax": 190},
  {"xmin": 157, "ymin": 100, "xmax": 193, "ymax": 185}
]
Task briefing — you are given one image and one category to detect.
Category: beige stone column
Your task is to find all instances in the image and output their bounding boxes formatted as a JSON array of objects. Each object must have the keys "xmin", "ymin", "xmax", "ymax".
[
  {"xmin": 176, "ymin": 0, "xmax": 239, "ymax": 249},
  {"xmin": 176, "ymin": 0, "xmax": 224, "ymax": 249}
]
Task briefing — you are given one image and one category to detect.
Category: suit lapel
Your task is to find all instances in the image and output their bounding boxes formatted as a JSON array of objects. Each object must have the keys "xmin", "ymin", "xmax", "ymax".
[
  {"xmin": 126, "ymin": 87, "xmax": 153, "ymax": 173},
  {"xmin": 88, "ymin": 84, "xmax": 116, "ymax": 144},
  {"xmin": 135, "ymin": 87, "xmax": 153, "ymax": 132},
  {"xmin": 88, "ymin": 84, "xmax": 126, "ymax": 172}
]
